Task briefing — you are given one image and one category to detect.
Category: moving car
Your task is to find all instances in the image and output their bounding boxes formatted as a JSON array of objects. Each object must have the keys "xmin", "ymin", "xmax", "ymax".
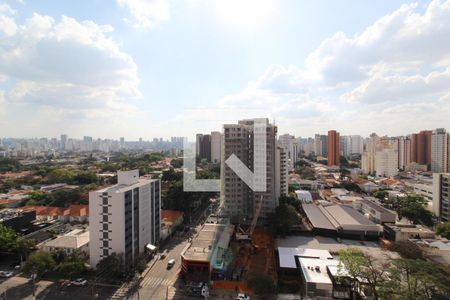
[
  {"xmin": 70, "ymin": 278, "xmax": 87, "ymax": 286},
  {"xmin": 236, "ymin": 293, "xmax": 250, "ymax": 300},
  {"xmin": 167, "ymin": 259, "xmax": 175, "ymax": 269}
]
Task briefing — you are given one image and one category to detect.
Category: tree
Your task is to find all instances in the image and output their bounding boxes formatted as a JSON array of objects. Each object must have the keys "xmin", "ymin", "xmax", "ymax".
[
  {"xmin": 247, "ymin": 273, "xmax": 276, "ymax": 295},
  {"xmin": 47, "ymin": 168, "xmax": 76, "ymax": 184},
  {"xmin": 95, "ymin": 253, "xmax": 125, "ymax": 282},
  {"xmin": 339, "ymin": 248, "xmax": 389, "ymax": 300},
  {"xmin": 382, "ymin": 259, "xmax": 450, "ymax": 300},
  {"xmin": 161, "ymin": 169, "xmax": 183, "ymax": 182},
  {"xmin": 436, "ymin": 222, "xmax": 450, "ymax": 239},
  {"xmin": 397, "ymin": 195, "xmax": 434, "ymax": 226},
  {"xmin": 170, "ymin": 158, "xmax": 183, "ymax": 169},
  {"xmin": 23, "ymin": 251, "xmax": 56, "ymax": 278},
  {"xmin": 269, "ymin": 203, "xmax": 300, "ymax": 236},
  {"xmin": 0, "ymin": 223, "xmax": 19, "ymax": 253},
  {"xmin": 54, "ymin": 252, "xmax": 86, "ymax": 279},
  {"xmin": 389, "ymin": 241, "xmax": 424, "ymax": 259},
  {"xmin": 373, "ymin": 190, "xmax": 388, "ymax": 201}
]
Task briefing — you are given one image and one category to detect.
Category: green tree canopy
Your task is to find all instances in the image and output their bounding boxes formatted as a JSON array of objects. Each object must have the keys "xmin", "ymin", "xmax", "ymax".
[
  {"xmin": 0, "ymin": 223, "xmax": 19, "ymax": 253},
  {"xmin": 397, "ymin": 194, "xmax": 434, "ymax": 226},
  {"xmin": 436, "ymin": 222, "xmax": 450, "ymax": 239},
  {"xmin": 23, "ymin": 251, "xmax": 56, "ymax": 278},
  {"xmin": 95, "ymin": 253, "xmax": 125, "ymax": 282},
  {"xmin": 269, "ymin": 202, "xmax": 300, "ymax": 236},
  {"xmin": 54, "ymin": 251, "xmax": 86, "ymax": 279}
]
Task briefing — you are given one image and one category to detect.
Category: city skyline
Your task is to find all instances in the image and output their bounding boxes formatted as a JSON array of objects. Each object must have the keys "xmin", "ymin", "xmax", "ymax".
[{"xmin": 1, "ymin": 0, "xmax": 450, "ymax": 138}]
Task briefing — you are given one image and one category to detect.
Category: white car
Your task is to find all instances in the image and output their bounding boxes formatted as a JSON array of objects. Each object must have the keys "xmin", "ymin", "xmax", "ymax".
[
  {"xmin": 167, "ymin": 259, "xmax": 175, "ymax": 269},
  {"xmin": 237, "ymin": 293, "xmax": 250, "ymax": 300},
  {"xmin": 0, "ymin": 271, "xmax": 14, "ymax": 278},
  {"xmin": 71, "ymin": 278, "xmax": 87, "ymax": 286}
]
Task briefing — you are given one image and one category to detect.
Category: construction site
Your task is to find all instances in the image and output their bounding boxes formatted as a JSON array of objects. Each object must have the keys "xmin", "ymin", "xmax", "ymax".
[{"xmin": 180, "ymin": 197, "xmax": 277, "ymax": 295}]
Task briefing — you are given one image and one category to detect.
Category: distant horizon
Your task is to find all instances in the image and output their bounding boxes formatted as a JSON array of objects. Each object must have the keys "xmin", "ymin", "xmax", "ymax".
[{"xmin": 1, "ymin": 0, "xmax": 450, "ymax": 138}]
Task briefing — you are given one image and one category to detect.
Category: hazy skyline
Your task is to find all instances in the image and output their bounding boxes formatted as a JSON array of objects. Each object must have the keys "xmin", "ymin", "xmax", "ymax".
[{"xmin": 1, "ymin": 0, "xmax": 450, "ymax": 139}]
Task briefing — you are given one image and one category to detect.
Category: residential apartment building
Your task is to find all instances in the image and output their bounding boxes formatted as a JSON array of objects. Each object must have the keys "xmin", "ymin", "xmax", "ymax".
[
  {"xmin": 431, "ymin": 128, "xmax": 448, "ymax": 173},
  {"xmin": 211, "ymin": 131, "xmax": 222, "ymax": 164},
  {"xmin": 196, "ymin": 134, "xmax": 211, "ymax": 161},
  {"xmin": 89, "ymin": 170, "xmax": 161, "ymax": 268},
  {"xmin": 375, "ymin": 146, "xmax": 399, "ymax": 178},
  {"xmin": 278, "ymin": 134, "xmax": 299, "ymax": 170},
  {"xmin": 327, "ymin": 130, "xmax": 340, "ymax": 166},
  {"xmin": 411, "ymin": 130, "xmax": 432, "ymax": 167},
  {"xmin": 398, "ymin": 136, "xmax": 411, "ymax": 170},
  {"xmin": 221, "ymin": 119, "xmax": 279, "ymax": 221},
  {"xmin": 276, "ymin": 144, "xmax": 289, "ymax": 197},
  {"xmin": 433, "ymin": 173, "xmax": 450, "ymax": 222}
]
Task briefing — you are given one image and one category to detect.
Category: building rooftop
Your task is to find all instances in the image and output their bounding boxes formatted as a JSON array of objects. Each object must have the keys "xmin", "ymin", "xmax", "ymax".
[
  {"xmin": 182, "ymin": 221, "xmax": 234, "ymax": 263},
  {"xmin": 298, "ymin": 256, "xmax": 340, "ymax": 285},
  {"xmin": 385, "ymin": 224, "xmax": 435, "ymax": 234},
  {"xmin": 41, "ymin": 229, "xmax": 89, "ymax": 249},
  {"xmin": 161, "ymin": 210, "xmax": 184, "ymax": 223},
  {"xmin": 302, "ymin": 203, "xmax": 383, "ymax": 233},
  {"xmin": 96, "ymin": 178, "xmax": 158, "ymax": 194},
  {"xmin": 278, "ymin": 247, "xmax": 333, "ymax": 269}
]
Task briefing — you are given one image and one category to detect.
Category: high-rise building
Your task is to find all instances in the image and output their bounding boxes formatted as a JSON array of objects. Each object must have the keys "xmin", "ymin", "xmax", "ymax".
[
  {"xmin": 210, "ymin": 131, "xmax": 222, "ymax": 164},
  {"xmin": 276, "ymin": 144, "xmax": 289, "ymax": 197},
  {"xmin": 433, "ymin": 173, "xmax": 450, "ymax": 222},
  {"xmin": 361, "ymin": 133, "xmax": 380, "ymax": 174},
  {"xmin": 60, "ymin": 134, "xmax": 68, "ymax": 150},
  {"xmin": 89, "ymin": 170, "xmax": 161, "ymax": 268},
  {"xmin": 327, "ymin": 130, "xmax": 340, "ymax": 166},
  {"xmin": 221, "ymin": 119, "xmax": 278, "ymax": 220},
  {"xmin": 431, "ymin": 128, "xmax": 448, "ymax": 173},
  {"xmin": 375, "ymin": 147, "xmax": 399, "ymax": 177},
  {"xmin": 314, "ymin": 134, "xmax": 322, "ymax": 156},
  {"xmin": 398, "ymin": 136, "xmax": 411, "ymax": 170},
  {"xmin": 411, "ymin": 130, "xmax": 432, "ymax": 167},
  {"xmin": 320, "ymin": 135, "xmax": 328, "ymax": 157},
  {"xmin": 278, "ymin": 134, "xmax": 299, "ymax": 170},
  {"xmin": 196, "ymin": 134, "xmax": 211, "ymax": 161}
]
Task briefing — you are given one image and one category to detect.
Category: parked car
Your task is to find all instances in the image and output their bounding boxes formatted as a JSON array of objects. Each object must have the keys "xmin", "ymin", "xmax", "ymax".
[
  {"xmin": 167, "ymin": 259, "xmax": 175, "ymax": 269},
  {"xmin": 70, "ymin": 278, "xmax": 87, "ymax": 286},
  {"xmin": 0, "ymin": 271, "xmax": 14, "ymax": 278},
  {"xmin": 236, "ymin": 293, "xmax": 250, "ymax": 300}
]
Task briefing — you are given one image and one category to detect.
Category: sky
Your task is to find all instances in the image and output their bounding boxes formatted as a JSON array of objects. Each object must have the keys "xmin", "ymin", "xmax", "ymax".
[{"xmin": 1, "ymin": 0, "xmax": 450, "ymax": 140}]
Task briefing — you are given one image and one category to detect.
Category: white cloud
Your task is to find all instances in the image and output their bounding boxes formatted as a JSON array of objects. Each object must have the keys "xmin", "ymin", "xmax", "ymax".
[
  {"xmin": 117, "ymin": 0, "xmax": 170, "ymax": 28},
  {"xmin": 215, "ymin": 0, "xmax": 450, "ymax": 136},
  {"xmin": 0, "ymin": 3, "xmax": 17, "ymax": 36},
  {"xmin": 342, "ymin": 67, "xmax": 450, "ymax": 103},
  {"xmin": 0, "ymin": 5, "xmax": 149, "ymax": 137}
]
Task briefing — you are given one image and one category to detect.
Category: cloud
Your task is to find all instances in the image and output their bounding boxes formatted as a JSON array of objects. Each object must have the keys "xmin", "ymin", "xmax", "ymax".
[
  {"xmin": 0, "ymin": 11, "xmax": 140, "ymax": 110},
  {"xmin": 0, "ymin": 5, "xmax": 149, "ymax": 137},
  {"xmin": 117, "ymin": 0, "xmax": 170, "ymax": 28},
  {"xmin": 0, "ymin": 3, "xmax": 17, "ymax": 36},
  {"xmin": 215, "ymin": 0, "xmax": 450, "ymax": 136},
  {"xmin": 342, "ymin": 67, "xmax": 450, "ymax": 103}
]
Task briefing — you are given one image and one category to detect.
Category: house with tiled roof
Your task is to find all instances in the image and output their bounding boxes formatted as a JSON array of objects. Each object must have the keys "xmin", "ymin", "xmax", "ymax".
[
  {"xmin": 161, "ymin": 209, "xmax": 183, "ymax": 240},
  {"xmin": 22, "ymin": 204, "xmax": 89, "ymax": 223}
]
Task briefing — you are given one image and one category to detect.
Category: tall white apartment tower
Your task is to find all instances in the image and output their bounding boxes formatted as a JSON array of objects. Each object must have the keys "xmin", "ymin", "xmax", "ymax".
[
  {"xmin": 279, "ymin": 134, "xmax": 299, "ymax": 170},
  {"xmin": 431, "ymin": 128, "xmax": 448, "ymax": 173},
  {"xmin": 89, "ymin": 170, "xmax": 161, "ymax": 268},
  {"xmin": 211, "ymin": 131, "xmax": 222, "ymax": 164},
  {"xmin": 221, "ymin": 119, "xmax": 278, "ymax": 221}
]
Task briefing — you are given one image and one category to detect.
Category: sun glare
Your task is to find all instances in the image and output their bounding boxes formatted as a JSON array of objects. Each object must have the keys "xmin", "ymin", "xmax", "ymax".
[{"xmin": 213, "ymin": 0, "xmax": 275, "ymax": 31}]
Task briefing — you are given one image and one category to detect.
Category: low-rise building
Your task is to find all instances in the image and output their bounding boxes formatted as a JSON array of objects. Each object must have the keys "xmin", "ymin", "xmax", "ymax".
[
  {"xmin": 39, "ymin": 228, "xmax": 89, "ymax": 255},
  {"xmin": 295, "ymin": 190, "xmax": 313, "ymax": 203},
  {"xmin": 160, "ymin": 210, "xmax": 184, "ymax": 240},
  {"xmin": 409, "ymin": 238, "xmax": 450, "ymax": 265},
  {"xmin": 384, "ymin": 224, "xmax": 436, "ymax": 242},
  {"xmin": 0, "ymin": 208, "xmax": 36, "ymax": 232},
  {"xmin": 353, "ymin": 198, "xmax": 397, "ymax": 224},
  {"xmin": 277, "ymin": 247, "xmax": 351, "ymax": 299}
]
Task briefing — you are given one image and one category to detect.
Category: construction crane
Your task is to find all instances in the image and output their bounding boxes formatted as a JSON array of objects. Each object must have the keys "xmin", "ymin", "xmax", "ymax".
[{"xmin": 236, "ymin": 195, "xmax": 263, "ymax": 242}]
